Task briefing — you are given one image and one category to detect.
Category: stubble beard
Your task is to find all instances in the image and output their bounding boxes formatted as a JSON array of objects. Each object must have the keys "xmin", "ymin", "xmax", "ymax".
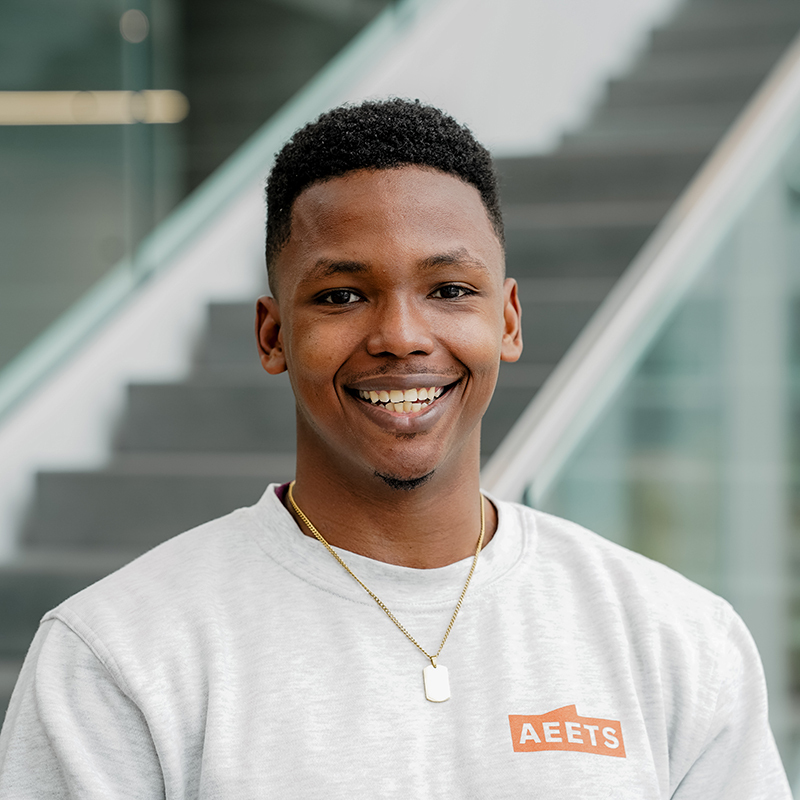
[{"xmin": 374, "ymin": 470, "xmax": 435, "ymax": 491}]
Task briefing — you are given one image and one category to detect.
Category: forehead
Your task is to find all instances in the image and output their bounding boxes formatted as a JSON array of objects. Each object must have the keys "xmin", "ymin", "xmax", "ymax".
[{"xmin": 274, "ymin": 166, "xmax": 503, "ymax": 287}]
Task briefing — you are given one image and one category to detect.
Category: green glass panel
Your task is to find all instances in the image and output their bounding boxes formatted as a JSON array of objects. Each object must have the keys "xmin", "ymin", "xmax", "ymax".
[
  {"xmin": 0, "ymin": 0, "xmax": 169, "ymax": 373},
  {"xmin": 532, "ymin": 129, "xmax": 800, "ymax": 773}
]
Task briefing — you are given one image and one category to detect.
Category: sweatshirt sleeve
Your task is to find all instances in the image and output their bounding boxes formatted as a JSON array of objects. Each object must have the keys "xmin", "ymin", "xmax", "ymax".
[
  {"xmin": 671, "ymin": 609, "xmax": 792, "ymax": 799},
  {"xmin": 0, "ymin": 618, "xmax": 165, "ymax": 799}
]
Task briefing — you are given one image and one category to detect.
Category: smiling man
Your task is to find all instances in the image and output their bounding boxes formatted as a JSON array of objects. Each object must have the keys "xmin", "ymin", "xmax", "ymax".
[
  {"xmin": 257, "ymin": 156, "xmax": 519, "ymax": 568},
  {"xmin": 0, "ymin": 99, "xmax": 791, "ymax": 798}
]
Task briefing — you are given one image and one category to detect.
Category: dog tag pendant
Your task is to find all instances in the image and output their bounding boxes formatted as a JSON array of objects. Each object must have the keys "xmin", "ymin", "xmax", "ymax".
[{"xmin": 423, "ymin": 662, "xmax": 450, "ymax": 702}]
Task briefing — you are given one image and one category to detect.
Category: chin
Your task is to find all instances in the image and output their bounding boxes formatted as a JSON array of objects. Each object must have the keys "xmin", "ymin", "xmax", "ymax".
[{"xmin": 374, "ymin": 470, "xmax": 435, "ymax": 491}]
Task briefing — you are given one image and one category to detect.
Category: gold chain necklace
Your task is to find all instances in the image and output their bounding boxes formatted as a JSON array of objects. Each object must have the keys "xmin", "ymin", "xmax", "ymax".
[{"xmin": 287, "ymin": 481, "xmax": 485, "ymax": 702}]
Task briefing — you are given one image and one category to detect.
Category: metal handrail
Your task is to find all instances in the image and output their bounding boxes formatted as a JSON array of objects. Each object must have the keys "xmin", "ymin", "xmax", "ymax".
[
  {"xmin": 481, "ymin": 30, "xmax": 800, "ymax": 502},
  {"xmin": 0, "ymin": 0, "xmax": 430, "ymax": 425}
]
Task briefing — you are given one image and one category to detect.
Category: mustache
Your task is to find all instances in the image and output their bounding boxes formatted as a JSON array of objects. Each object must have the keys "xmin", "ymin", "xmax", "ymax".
[{"xmin": 344, "ymin": 364, "xmax": 463, "ymax": 380}]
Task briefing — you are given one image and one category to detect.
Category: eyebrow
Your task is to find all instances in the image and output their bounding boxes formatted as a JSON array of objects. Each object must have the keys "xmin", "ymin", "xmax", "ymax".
[
  {"xmin": 419, "ymin": 248, "xmax": 491, "ymax": 273},
  {"xmin": 304, "ymin": 259, "xmax": 369, "ymax": 282},
  {"xmin": 302, "ymin": 248, "xmax": 490, "ymax": 284}
]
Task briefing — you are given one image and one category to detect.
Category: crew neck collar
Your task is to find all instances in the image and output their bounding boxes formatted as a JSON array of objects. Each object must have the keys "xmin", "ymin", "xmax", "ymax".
[{"xmin": 247, "ymin": 483, "xmax": 531, "ymax": 610}]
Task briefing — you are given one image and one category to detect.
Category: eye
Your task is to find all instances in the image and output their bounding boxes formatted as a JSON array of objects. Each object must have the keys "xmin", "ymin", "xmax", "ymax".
[
  {"xmin": 319, "ymin": 289, "xmax": 362, "ymax": 305},
  {"xmin": 430, "ymin": 284, "xmax": 475, "ymax": 300}
]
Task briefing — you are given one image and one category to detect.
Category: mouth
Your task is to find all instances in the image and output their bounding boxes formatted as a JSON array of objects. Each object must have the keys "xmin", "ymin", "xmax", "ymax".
[{"xmin": 349, "ymin": 384, "xmax": 452, "ymax": 414}]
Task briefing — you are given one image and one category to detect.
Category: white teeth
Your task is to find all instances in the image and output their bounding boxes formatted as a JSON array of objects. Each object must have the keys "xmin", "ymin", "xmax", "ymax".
[{"xmin": 356, "ymin": 385, "xmax": 446, "ymax": 411}]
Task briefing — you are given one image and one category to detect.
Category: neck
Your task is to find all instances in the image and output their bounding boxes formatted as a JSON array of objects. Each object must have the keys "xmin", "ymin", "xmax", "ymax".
[{"xmin": 287, "ymin": 449, "xmax": 496, "ymax": 569}]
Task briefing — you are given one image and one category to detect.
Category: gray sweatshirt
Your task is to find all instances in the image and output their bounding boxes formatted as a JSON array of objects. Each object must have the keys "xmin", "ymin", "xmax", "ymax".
[{"xmin": 0, "ymin": 486, "xmax": 791, "ymax": 798}]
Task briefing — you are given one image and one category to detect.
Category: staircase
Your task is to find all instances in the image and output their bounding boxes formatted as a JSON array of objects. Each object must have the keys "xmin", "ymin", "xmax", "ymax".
[{"xmin": 3, "ymin": 0, "xmax": 800, "ymax": 719}]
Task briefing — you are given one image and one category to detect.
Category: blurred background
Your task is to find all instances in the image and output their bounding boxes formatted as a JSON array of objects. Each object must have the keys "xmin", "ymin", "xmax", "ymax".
[
  {"xmin": 0, "ymin": 0, "xmax": 395, "ymax": 372},
  {"xmin": 3, "ymin": 0, "xmax": 800, "ymax": 788}
]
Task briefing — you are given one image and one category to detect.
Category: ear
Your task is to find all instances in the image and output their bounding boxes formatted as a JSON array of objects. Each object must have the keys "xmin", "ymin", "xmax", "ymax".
[
  {"xmin": 500, "ymin": 278, "xmax": 523, "ymax": 363},
  {"xmin": 255, "ymin": 295, "xmax": 287, "ymax": 374}
]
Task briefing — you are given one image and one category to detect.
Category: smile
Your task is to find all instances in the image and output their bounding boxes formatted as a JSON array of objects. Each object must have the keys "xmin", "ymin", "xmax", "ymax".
[{"xmin": 356, "ymin": 386, "xmax": 445, "ymax": 414}]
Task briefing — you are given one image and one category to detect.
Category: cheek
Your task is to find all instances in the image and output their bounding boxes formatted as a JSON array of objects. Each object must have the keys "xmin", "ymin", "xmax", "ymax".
[
  {"xmin": 284, "ymin": 318, "xmax": 359, "ymax": 388},
  {"xmin": 444, "ymin": 311, "xmax": 504, "ymax": 372}
]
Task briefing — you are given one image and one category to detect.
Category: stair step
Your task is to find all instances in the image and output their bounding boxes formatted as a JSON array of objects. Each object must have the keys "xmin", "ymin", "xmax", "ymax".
[
  {"xmin": 496, "ymin": 150, "xmax": 708, "ymax": 203},
  {"xmin": 505, "ymin": 221, "xmax": 654, "ymax": 277},
  {"xmin": 23, "ymin": 466, "xmax": 282, "ymax": 550},
  {"xmin": 505, "ymin": 200, "xmax": 669, "ymax": 228},
  {"xmin": 562, "ymin": 105, "xmax": 741, "ymax": 152},
  {"xmin": 630, "ymin": 46, "xmax": 786, "ymax": 82},
  {"xmin": 560, "ymin": 129, "xmax": 723, "ymax": 155},
  {"xmin": 584, "ymin": 102, "xmax": 742, "ymax": 135},
  {"xmin": 605, "ymin": 72, "xmax": 764, "ymax": 107},
  {"xmin": 115, "ymin": 383, "xmax": 297, "ymax": 452},
  {"xmin": 105, "ymin": 451, "xmax": 297, "ymax": 477},
  {"xmin": 649, "ymin": 21, "xmax": 800, "ymax": 53},
  {"xmin": 671, "ymin": 2, "xmax": 800, "ymax": 30}
]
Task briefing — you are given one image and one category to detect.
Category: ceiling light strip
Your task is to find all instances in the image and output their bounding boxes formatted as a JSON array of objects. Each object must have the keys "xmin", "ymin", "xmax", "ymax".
[{"xmin": 0, "ymin": 91, "xmax": 189, "ymax": 125}]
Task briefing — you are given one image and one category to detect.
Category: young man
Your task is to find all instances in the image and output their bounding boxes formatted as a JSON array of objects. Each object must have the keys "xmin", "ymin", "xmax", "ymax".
[{"xmin": 0, "ymin": 99, "xmax": 791, "ymax": 797}]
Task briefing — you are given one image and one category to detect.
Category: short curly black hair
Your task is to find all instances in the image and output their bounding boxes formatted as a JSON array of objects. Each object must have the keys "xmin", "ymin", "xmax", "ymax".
[{"xmin": 265, "ymin": 98, "xmax": 503, "ymax": 293}]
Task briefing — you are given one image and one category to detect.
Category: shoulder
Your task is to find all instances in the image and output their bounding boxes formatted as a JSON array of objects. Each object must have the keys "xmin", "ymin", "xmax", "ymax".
[
  {"xmin": 44, "ymin": 494, "xmax": 285, "ymax": 666},
  {"xmin": 496, "ymin": 501, "xmax": 780, "ymax": 785},
  {"xmin": 498, "ymin": 499, "xmax": 737, "ymax": 652},
  {"xmin": 15, "ymin": 489, "xmax": 297, "ymax": 748}
]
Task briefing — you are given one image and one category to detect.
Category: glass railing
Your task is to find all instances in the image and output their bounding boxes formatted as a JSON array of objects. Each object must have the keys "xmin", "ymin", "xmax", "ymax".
[
  {"xmin": 0, "ymin": 1, "xmax": 185, "ymax": 377},
  {"xmin": 0, "ymin": 0, "xmax": 422, "ymax": 422},
  {"xmin": 482, "ymin": 32, "xmax": 800, "ymax": 785}
]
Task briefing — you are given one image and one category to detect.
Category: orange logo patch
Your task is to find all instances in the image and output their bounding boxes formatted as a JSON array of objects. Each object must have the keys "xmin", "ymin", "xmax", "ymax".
[{"xmin": 509, "ymin": 705, "xmax": 626, "ymax": 758}]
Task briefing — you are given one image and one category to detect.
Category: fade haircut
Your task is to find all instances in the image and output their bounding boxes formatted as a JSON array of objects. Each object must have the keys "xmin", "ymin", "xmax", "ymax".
[{"xmin": 264, "ymin": 98, "xmax": 504, "ymax": 294}]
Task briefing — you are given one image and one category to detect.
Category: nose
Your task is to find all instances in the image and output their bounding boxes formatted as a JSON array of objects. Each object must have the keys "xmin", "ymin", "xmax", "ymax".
[{"xmin": 366, "ymin": 295, "xmax": 435, "ymax": 358}]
